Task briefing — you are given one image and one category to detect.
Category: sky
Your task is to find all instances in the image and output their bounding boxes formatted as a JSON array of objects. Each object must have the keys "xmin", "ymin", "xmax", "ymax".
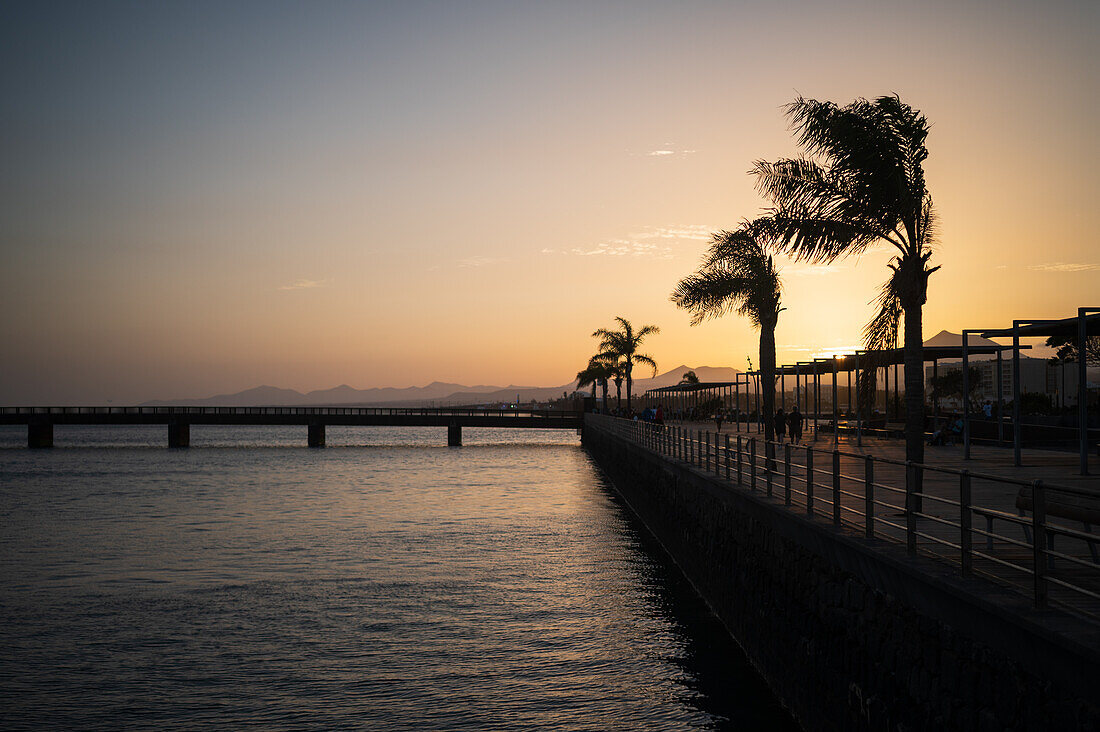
[{"xmin": 1, "ymin": 0, "xmax": 1097, "ymax": 404}]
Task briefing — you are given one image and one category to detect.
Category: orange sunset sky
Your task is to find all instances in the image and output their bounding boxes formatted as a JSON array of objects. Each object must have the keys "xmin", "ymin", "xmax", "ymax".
[{"xmin": 1, "ymin": 1, "xmax": 1096, "ymax": 404}]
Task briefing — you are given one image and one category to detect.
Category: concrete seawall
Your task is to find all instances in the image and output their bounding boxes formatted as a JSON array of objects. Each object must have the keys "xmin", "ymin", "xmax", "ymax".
[{"xmin": 582, "ymin": 416, "xmax": 1100, "ymax": 731}]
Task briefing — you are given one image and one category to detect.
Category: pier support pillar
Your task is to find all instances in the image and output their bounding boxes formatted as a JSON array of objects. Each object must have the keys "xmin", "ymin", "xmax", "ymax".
[
  {"xmin": 168, "ymin": 421, "xmax": 190, "ymax": 448},
  {"xmin": 448, "ymin": 422, "xmax": 462, "ymax": 447},
  {"xmin": 28, "ymin": 422, "xmax": 53, "ymax": 449},
  {"xmin": 308, "ymin": 422, "xmax": 326, "ymax": 448}
]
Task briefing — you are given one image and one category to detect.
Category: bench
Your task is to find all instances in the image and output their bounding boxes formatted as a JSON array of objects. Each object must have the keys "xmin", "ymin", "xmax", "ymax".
[{"xmin": 1013, "ymin": 485, "xmax": 1100, "ymax": 564}]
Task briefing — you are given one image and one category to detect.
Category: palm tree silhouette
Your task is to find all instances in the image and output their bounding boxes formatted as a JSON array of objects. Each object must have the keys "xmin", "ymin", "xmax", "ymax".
[
  {"xmin": 752, "ymin": 95, "xmax": 938, "ymax": 467},
  {"xmin": 576, "ymin": 360, "xmax": 614, "ymax": 411},
  {"xmin": 672, "ymin": 225, "xmax": 782, "ymax": 442},
  {"xmin": 589, "ymin": 352, "xmax": 628, "ymax": 413},
  {"xmin": 679, "ymin": 370, "xmax": 700, "ymax": 385},
  {"xmin": 592, "ymin": 317, "xmax": 659, "ymax": 413}
]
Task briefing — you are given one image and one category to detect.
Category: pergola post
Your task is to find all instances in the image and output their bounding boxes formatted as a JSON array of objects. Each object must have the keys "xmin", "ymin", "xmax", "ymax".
[
  {"xmin": 735, "ymin": 378, "xmax": 741, "ymax": 432},
  {"xmin": 755, "ymin": 371, "xmax": 761, "ymax": 433},
  {"xmin": 847, "ymin": 368, "xmax": 852, "ymax": 415},
  {"xmin": 780, "ymin": 371, "xmax": 786, "ymax": 411},
  {"xmin": 1013, "ymin": 323, "xmax": 1022, "ymax": 467},
  {"xmin": 813, "ymin": 360, "xmax": 820, "ymax": 441},
  {"xmin": 894, "ymin": 362, "xmax": 901, "ymax": 421},
  {"xmin": 932, "ymin": 359, "xmax": 939, "ymax": 431},
  {"xmin": 963, "ymin": 330, "xmax": 971, "ymax": 459},
  {"xmin": 832, "ymin": 356, "xmax": 839, "ymax": 447},
  {"xmin": 1079, "ymin": 307, "xmax": 1090, "ymax": 475},
  {"xmin": 884, "ymin": 361, "xmax": 889, "ymax": 421},
  {"xmin": 855, "ymin": 351, "xmax": 862, "ymax": 447},
  {"xmin": 996, "ymin": 350, "xmax": 1004, "ymax": 444}
]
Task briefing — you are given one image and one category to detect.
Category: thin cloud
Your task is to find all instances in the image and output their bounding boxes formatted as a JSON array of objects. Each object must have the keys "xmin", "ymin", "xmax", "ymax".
[
  {"xmin": 279, "ymin": 278, "xmax": 330, "ymax": 291},
  {"xmin": 635, "ymin": 142, "xmax": 698, "ymax": 158},
  {"xmin": 634, "ymin": 225, "xmax": 713, "ymax": 241},
  {"xmin": 458, "ymin": 256, "xmax": 508, "ymax": 268},
  {"xmin": 542, "ymin": 224, "xmax": 716, "ymax": 260},
  {"xmin": 1027, "ymin": 262, "xmax": 1100, "ymax": 272}
]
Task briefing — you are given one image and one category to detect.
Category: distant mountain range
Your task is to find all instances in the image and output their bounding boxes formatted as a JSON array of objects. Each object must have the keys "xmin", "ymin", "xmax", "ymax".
[{"xmin": 141, "ymin": 365, "xmax": 743, "ymax": 407}]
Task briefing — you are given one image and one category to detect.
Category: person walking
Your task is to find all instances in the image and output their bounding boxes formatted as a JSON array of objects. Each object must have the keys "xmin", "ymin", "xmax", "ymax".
[
  {"xmin": 789, "ymin": 404, "xmax": 804, "ymax": 445},
  {"xmin": 775, "ymin": 407, "xmax": 786, "ymax": 443}
]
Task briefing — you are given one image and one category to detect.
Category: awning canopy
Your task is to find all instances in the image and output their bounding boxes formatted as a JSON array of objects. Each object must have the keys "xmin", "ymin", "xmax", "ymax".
[
  {"xmin": 765, "ymin": 345, "xmax": 1024, "ymax": 377},
  {"xmin": 979, "ymin": 312, "xmax": 1100, "ymax": 339},
  {"xmin": 646, "ymin": 381, "xmax": 741, "ymax": 394}
]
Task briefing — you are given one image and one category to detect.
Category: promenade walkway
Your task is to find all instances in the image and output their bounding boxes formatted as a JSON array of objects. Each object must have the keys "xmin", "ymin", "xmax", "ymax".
[{"xmin": 607, "ymin": 416, "xmax": 1100, "ymax": 624}]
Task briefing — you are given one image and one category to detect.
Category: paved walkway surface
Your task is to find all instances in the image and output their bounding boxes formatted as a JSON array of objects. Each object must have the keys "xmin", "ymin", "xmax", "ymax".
[{"xmin": 653, "ymin": 420, "xmax": 1100, "ymax": 622}]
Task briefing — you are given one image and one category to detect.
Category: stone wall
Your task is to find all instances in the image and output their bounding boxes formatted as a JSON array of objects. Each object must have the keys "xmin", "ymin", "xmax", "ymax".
[{"xmin": 582, "ymin": 417, "xmax": 1100, "ymax": 732}]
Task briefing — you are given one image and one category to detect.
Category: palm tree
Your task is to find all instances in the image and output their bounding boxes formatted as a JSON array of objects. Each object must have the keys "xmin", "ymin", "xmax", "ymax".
[
  {"xmin": 592, "ymin": 317, "xmax": 659, "ymax": 413},
  {"xmin": 610, "ymin": 360, "xmax": 626, "ymax": 412},
  {"xmin": 576, "ymin": 360, "xmax": 614, "ymax": 411},
  {"xmin": 752, "ymin": 94, "xmax": 938, "ymax": 468},
  {"xmin": 671, "ymin": 224, "xmax": 783, "ymax": 442},
  {"xmin": 590, "ymin": 353, "xmax": 627, "ymax": 413},
  {"xmin": 680, "ymin": 370, "xmax": 700, "ymax": 384}
]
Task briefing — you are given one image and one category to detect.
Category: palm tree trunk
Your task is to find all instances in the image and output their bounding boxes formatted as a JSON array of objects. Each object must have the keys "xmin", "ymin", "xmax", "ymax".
[
  {"xmin": 903, "ymin": 302, "xmax": 926, "ymax": 480},
  {"xmin": 615, "ymin": 382, "xmax": 622, "ymax": 413},
  {"xmin": 625, "ymin": 361, "xmax": 633, "ymax": 413},
  {"xmin": 601, "ymin": 381, "xmax": 609, "ymax": 410},
  {"xmin": 760, "ymin": 324, "xmax": 776, "ymax": 442}
]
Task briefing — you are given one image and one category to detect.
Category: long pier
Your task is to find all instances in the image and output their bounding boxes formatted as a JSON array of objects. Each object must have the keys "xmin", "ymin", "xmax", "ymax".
[{"xmin": 0, "ymin": 406, "xmax": 584, "ymax": 447}]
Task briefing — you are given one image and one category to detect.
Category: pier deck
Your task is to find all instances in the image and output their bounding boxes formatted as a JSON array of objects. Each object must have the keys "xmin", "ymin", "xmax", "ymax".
[{"xmin": 1, "ymin": 406, "xmax": 584, "ymax": 447}]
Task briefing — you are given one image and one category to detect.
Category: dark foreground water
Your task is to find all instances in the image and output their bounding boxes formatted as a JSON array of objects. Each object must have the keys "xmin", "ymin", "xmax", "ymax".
[{"xmin": 0, "ymin": 425, "xmax": 796, "ymax": 730}]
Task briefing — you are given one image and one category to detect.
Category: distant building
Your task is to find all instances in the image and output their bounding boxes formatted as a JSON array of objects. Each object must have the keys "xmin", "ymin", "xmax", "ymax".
[
  {"xmin": 925, "ymin": 357, "xmax": 1048, "ymax": 409},
  {"xmin": 921, "ymin": 331, "xmax": 1099, "ymax": 408}
]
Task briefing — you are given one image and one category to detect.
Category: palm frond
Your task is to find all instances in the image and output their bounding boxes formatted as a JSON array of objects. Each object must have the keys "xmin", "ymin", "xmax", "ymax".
[
  {"xmin": 758, "ymin": 94, "xmax": 936, "ymax": 265},
  {"xmin": 633, "ymin": 353, "xmax": 659, "ymax": 376},
  {"xmin": 672, "ymin": 224, "xmax": 782, "ymax": 330},
  {"xmin": 863, "ymin": 267, "xmax": 903, "ymax": 352}
]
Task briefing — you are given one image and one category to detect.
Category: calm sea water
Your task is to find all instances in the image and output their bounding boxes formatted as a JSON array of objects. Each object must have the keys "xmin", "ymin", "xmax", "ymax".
[{"xmin": 0, "ymin": 425, "xmax": 795, "ymax": 730}]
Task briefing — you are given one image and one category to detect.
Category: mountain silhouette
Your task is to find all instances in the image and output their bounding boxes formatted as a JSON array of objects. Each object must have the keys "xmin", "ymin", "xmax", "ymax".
[{"xmin": 141, "ymin": 365, "xmax": 742, "ymax": 407}]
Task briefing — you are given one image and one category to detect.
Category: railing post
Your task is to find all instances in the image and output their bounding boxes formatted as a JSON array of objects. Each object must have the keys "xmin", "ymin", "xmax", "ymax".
[
  {"xmin": 960, "ymin": 470, "xmax": 972, "ymax": 576},
  {"xmin": 784, "ymin": 443, "xmax": 792, "ymax": 506},
  {"xmin": 750, "ymin": 439, "xmax": 757, "ymax": 492},
  {"xmin": 1032, "ymin": 480, "xmax": 1048, "ymax": 608},
  {"xmin": 806, "ymin": 446, "xmax": 814, "ymax": 516},
  {"xmin": 704, "ymin": 431, "xmax": 711, "ymax": 472},
  {"xmin": 765, "ymin": 441, "xmax": 773, "ymax": 497},
  {"xmin": 906, "ymin": 462, "xmax": 918, "ymax": 556},
  {"xmin": 714, "ymin": 433, "xmax": 721, "ymax": 476},
  {"xmin": 832, "ymin": 450, "xmax": 841, "ymax": 525},
  {"xmin": 725, "ymin": 434, "xmax": 731, "ymax": 480},
  {"xmin": 864, "ymin": 455, "xmax": 874, "ymax": 538},
  {"xmin": 737, "ymin": 435, "xmax": 743, "ymax": 485}
]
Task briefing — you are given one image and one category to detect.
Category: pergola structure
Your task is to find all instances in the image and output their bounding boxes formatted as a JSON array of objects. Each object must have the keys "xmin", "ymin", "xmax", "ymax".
[
  {"xmin": 973, "ymin": 308, "xmax": 1099, "ymax": 473},
  {"xmin": 644, "ymin": 381, "xmax": 742, "ymax": 422},
  {"xmin": 643, "ymin": 344, "xmax": 1023, "ymax": 447},
  {"xmin": 642, "ymin": 307, "xmax": 1098, "ymax": 474}
]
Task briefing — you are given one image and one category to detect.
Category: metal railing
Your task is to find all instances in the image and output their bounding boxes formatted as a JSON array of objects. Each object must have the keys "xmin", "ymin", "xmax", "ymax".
[
  {"xmin": 0, "ymin": 406, "xmax": 580, "ymax": 419},
  {"xmin": 589, "ymin": 413, "xmax": 1100, "ymax": 622}
]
